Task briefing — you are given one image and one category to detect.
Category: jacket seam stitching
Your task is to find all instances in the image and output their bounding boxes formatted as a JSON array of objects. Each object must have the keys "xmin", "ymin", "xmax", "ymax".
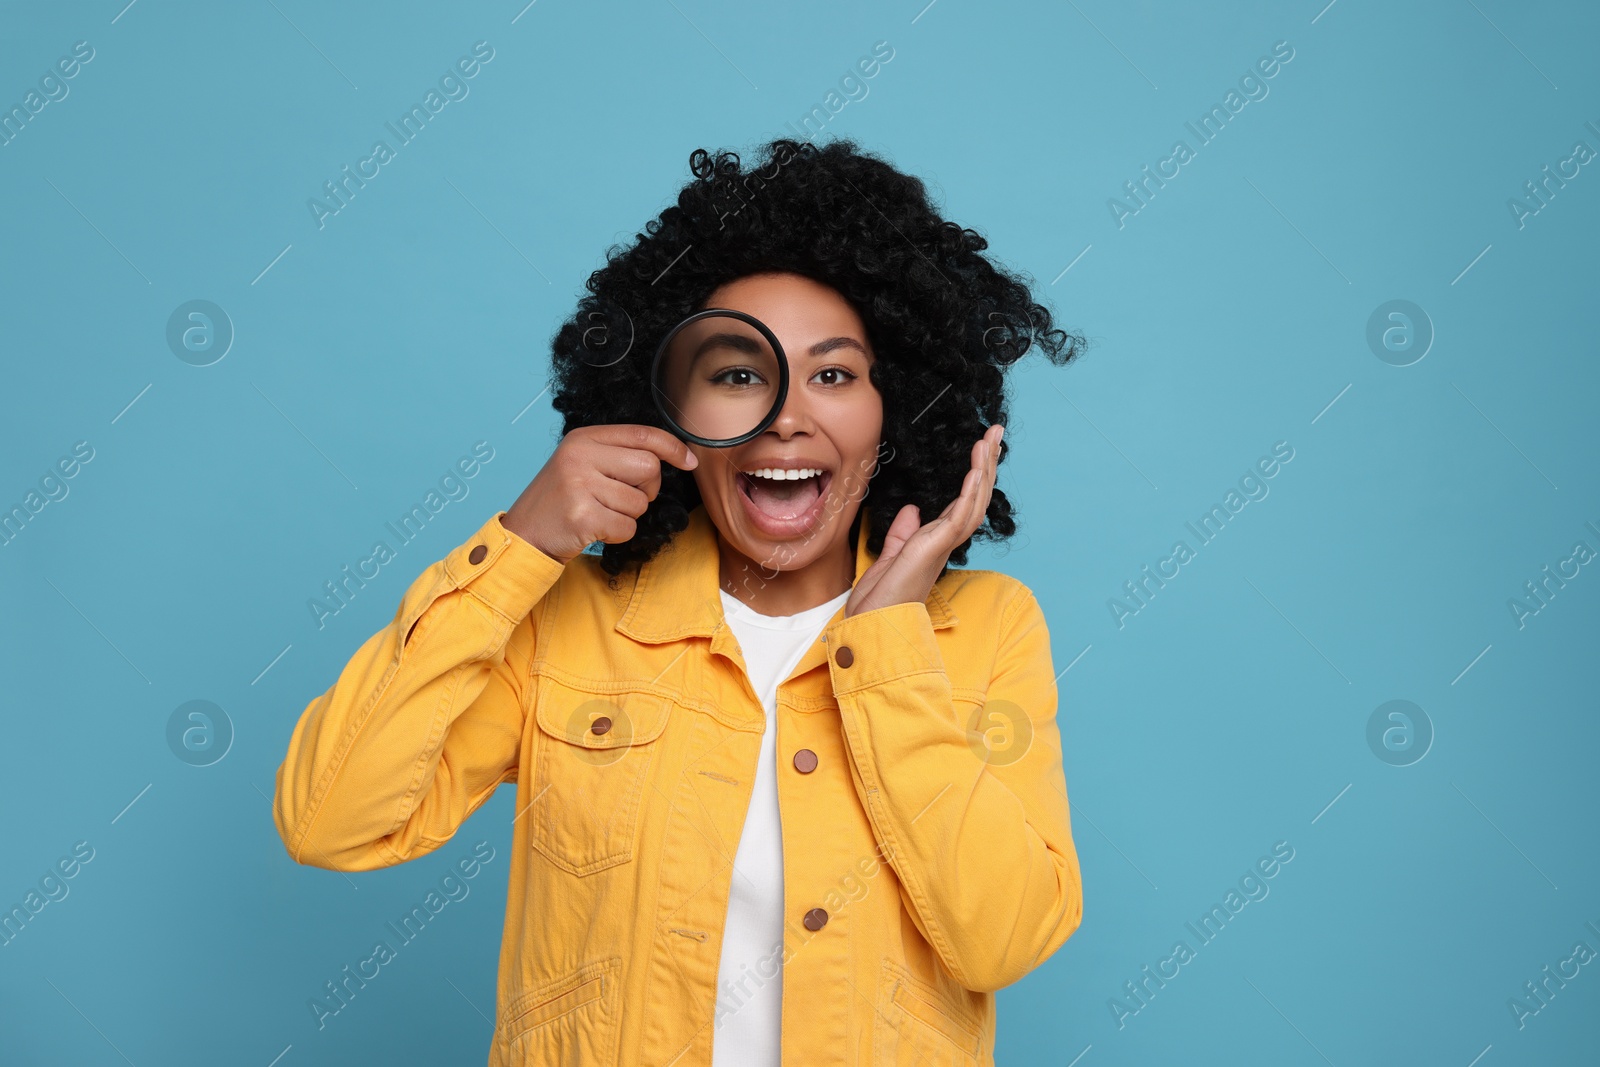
[
  {"xmin": 382, "ymin": 591, "xmax": 506, "ymax": 847},
  {"xmin": 289, "ymin": 621, "xmax": 414, "ymax": 863},
  {"xmin": 836, "ymin": 671, "xmax": 972, "ymax": 988},
  {"xmin": 846, "ymin": 591, "xmax": 1032, "ymax": 992},
  {"xmin": 862, "ymin": 783, "xmax": 971, "ymax": 988},
  {"xmin": 290, "ymin": 586, "xmax": 502, "ymax": 864},
  {"xmin": 389, "ymin": 657, "xmax": 470, "ymax": 844}
]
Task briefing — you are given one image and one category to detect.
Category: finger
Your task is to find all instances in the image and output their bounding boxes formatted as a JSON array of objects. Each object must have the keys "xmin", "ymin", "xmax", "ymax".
[
  {"xmin": 979, "ymin": 427, "xmax": 1001, "ymax": 524},
  {"xmin": 849, "ymin": 504, "xmax": 919, "ymax": 604},
  {"xmin": 922, "ymin": 433, "xmax": 990, "ymax": 549},
  {"xmin": 969, "ymin": 429, "xmax": 1000, "ymax": 533},
  {"xmin": 940, "ymin": 436, "xmax": 987, "ymax": 517},
  {"xmin": 869, "ymin": 507, "xmax": 918, "ymax": 579},
  {"xmin": 931, "ymin": 463, "xmax": 977, "ymax": 530},
  {"xmin": 591, "ymin": 508, "xmax": 640, "ymax": 546},
  {"xmin": 961, "ymin": 459, "xmax": 986, "ymax": 536},
  {"xmin": 591, "ymin": 477, "xmax": 652, "ymax": 520},
  {"xmin": 881, "ymin": 504, "xmax": 921, "ymax": 556},
  {"xmin": 588, "ymin": 446, "xmax": 667, "ymax": 498},
  {"xmin": 849, "ymin": 546, "xmax": 890, "ymax": 603},
  {"xmin": 592, "ymin": 423, "xmax": 699, "ymax": 471},
  {"xmin": 947, "ymin": 442, "xmax": 987, "ymax": 534}
]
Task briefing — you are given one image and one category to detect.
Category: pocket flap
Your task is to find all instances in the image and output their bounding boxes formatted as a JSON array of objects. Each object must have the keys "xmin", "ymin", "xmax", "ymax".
[
  {"xmin": 879, "ymin": 959, "xmax": 984, "ymax": 1058},
  {"xmin": 534, "ymin": 675, "xmax": 674, "ymax": 749},
  {"xmin": 501, "ymin": 955, "xmax": 622, "ymax": 1056},
  {"xmin": 892, "ymin": 976, "xmax": 981, "ymax": 1055}
]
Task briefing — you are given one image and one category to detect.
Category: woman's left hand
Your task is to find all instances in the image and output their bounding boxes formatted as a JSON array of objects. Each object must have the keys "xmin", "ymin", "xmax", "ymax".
[{"xmin": 844, "ymin": 423, "xmax": 1004, "ymax": 619}]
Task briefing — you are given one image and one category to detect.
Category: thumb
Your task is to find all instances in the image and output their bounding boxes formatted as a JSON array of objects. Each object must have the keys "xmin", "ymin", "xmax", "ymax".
[{"xmin": 879, "ymin": 504, "xmax": 921, "ymax": 559}]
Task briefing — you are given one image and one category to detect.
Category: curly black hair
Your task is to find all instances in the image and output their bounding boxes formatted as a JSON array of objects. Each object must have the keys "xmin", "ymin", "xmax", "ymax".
[{"xmin": 547, "ymin": 136, "xmax": 1085, "ymax": 580}]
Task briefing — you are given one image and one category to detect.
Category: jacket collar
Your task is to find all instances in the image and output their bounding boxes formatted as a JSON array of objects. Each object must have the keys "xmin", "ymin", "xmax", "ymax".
[{"xmin": 617, "ymin": 503, "xmax": 957, "ymax": 646}]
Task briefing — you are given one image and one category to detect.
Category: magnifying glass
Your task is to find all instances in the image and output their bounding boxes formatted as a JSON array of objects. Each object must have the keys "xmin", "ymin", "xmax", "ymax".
[{"xmin": 650, "ymin": 308, "xmax": 790, "ymax": 448}]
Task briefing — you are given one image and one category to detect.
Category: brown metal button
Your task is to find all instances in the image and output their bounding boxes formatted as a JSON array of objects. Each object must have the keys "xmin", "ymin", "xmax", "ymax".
[
  {"xmin": 793, "ymin": 748, "xmax": 818, "ymax": 774},
  {"xmin": 590, "ymin": 716, "xmax": 612, "ymax": 736},
  {"xmin": 834, "ymin": 645, "xmax": 854, "ymax": 668},
  {"xmin": 802, "ymin": 907, "xmax": 829, "ymax": 931},
  {"xmin": 468, "ymin": 544, "xmax": 488, "ymax": 565}
]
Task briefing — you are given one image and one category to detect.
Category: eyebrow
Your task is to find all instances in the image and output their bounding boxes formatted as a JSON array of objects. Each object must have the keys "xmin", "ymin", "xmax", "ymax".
[
  {"xmin": 694, "ymin": 332, "xmax": 765, "ymax": 359},
  {"xmin": 689, "ymin": 333, "xmax": 871, "ymax": 363},
  {"xmin": 808, "ymin": 337, "xmax": 870, "ymax": 358}
]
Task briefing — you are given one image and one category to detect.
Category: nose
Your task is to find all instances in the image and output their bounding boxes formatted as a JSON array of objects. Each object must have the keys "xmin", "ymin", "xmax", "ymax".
[{"xmin": 764, "ymin": 351, "xmax": 816, "ymax": 438}]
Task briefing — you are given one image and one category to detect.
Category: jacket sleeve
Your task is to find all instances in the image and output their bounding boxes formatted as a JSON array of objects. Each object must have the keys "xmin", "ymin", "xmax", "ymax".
[
  {"xmin": 273, "ymin": 511, "xmax": 567, "ymax": 872},
  {"xmin": 824, "ymin": 583, "xmax": 1083, "ymax": 993}
]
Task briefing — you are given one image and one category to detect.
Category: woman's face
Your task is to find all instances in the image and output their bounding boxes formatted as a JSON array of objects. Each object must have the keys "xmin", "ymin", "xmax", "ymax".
[{"xmin": 686, "ymin": 271, "xmax": 884, "ymax": 574}]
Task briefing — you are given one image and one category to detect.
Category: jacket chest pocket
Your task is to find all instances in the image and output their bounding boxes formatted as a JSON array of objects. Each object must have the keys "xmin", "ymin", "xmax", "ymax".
[{"xmin": 528, "ymin": 677, "xmax": 673, "ymax": 876}]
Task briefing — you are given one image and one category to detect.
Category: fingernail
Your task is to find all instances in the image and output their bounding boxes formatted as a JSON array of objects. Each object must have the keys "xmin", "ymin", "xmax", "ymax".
[
  {"xmin": 996, "ymin": 425, "xmax": 1005, "ymax": 444},
  {"xmin": 686, "ymin": 451, "xmax": 699, "ymax": 469}
]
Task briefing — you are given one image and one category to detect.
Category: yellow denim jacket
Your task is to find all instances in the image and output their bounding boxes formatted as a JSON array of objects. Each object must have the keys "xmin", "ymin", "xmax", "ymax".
[{"xmin": 273, "ymin": 502, "xmax": 1083, "ymax": 1065}]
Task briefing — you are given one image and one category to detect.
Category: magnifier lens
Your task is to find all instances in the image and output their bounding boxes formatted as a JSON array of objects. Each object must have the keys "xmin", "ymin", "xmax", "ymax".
[{"xmin": 653, "ymin": 312, "xmax": 783, "ymax": 445}]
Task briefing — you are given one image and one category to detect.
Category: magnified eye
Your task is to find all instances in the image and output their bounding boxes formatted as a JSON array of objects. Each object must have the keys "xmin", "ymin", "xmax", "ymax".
[
  {"xmin": 654, "ymin": 310, "xmax": 784, "ymax": 445},
  {"xmin": 711, "ymin": 367, "xmax": 768, "ymax": 387}
]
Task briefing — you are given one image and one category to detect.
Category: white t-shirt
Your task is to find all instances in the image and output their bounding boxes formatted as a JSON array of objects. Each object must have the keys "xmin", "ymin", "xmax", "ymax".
[{"xmin": 711, "ymin": 586, "xmax": 851, "ymax": 1067}]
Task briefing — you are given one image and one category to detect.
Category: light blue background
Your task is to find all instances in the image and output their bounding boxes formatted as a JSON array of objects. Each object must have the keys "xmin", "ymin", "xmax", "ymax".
[{"xmin": 2, "ymin": 1, "xmax": 1596, "ymax": 1064}]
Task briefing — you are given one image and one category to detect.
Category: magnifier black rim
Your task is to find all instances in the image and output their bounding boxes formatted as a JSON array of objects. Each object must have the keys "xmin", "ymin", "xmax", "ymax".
[{"xmin": 649, "ymin": 307, "xmax": 791, "ymax": 449}]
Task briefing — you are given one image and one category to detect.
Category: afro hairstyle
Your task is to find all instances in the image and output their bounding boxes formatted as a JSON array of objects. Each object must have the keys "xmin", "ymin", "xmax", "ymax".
[{"xmin": 546, "ymin": 136, "xmax": 1085, "ymax": 580}]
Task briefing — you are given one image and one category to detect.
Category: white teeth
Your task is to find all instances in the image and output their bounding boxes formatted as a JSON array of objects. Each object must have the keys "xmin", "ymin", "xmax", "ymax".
[{"xmin": 744, "ymin": 468, "xmax": 822, "ymax": 480}]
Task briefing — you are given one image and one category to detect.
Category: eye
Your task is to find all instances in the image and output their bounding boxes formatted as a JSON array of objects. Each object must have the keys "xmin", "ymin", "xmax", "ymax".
[
  {"xmin": 812, "ymin": 367, "xmax": 857, "ymax": 386},
  {"xmin": 710, "ymin": 367, "xmax": 767, "ymax": 387}
]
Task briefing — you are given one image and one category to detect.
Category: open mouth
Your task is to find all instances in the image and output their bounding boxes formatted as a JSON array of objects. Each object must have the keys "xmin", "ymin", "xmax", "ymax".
[{"xmin": 737, "ymin": 469, "xmax": 833, "ymax": 524}]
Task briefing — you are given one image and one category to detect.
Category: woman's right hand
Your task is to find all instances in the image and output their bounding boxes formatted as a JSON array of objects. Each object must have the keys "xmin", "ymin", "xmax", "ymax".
[{"xmin": 501, "ymin": 424, "xmax": 700, "ymax": 565}]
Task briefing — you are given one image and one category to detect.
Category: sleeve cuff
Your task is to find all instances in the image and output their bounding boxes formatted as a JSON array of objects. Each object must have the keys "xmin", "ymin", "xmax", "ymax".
[
  {"xmin": 822, "ymin": 600, "xmax": 946, "ymax": 695},
  {"xmin": 442, "ymin": 511, "xmax": 568, "ymax": 623}
]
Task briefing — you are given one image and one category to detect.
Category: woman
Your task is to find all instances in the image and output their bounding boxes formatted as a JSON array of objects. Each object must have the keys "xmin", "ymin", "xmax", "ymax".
[{"xmin": 274, "ymin": 137, "xmax": 1085, "ymax": 1066}]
